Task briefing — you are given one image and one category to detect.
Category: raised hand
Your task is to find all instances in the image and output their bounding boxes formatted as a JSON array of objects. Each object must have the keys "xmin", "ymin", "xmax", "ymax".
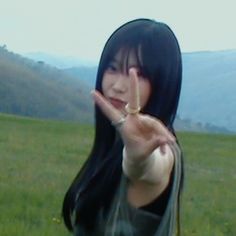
[{"xmin": 91, "ymin": 68, "xmax": 175, "ymax": 162}]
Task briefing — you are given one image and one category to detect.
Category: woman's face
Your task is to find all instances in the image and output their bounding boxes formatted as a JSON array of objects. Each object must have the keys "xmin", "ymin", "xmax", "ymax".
[{"xmin": 102, "ymin": 50, "xmax": 151, "ymax": 115}]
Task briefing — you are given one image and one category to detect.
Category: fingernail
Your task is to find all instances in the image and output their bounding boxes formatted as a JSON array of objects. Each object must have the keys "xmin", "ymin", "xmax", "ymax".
[{"xmin": 90, "ymin": 90, "xmax": 97, "ymax": 98}]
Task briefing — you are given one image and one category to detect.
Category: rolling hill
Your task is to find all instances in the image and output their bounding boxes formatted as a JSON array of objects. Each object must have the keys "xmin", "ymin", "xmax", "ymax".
[
  {"xmin": 179, "ymin": 50, "xmax": 236, "ymax": 132},
  {"xmin": 62, "ymin": 50, "xmax": 236, "ymax": 133},
  {"xmin": 0, "ymin": 46, "xmax": 93, "ymax": 122},
  {"xmin": 1, "ymin": 46, "xmax": 235, "ymax": 133}
]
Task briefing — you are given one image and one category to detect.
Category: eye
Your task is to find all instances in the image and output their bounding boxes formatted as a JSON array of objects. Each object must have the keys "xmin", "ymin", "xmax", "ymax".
[
  {"xmin": 135, "ymin": 68, "xmax": 145, "ymax": 78},
  {"xmin": 106, "ymin": 63, "xmax": 118, "ymax": 73}
]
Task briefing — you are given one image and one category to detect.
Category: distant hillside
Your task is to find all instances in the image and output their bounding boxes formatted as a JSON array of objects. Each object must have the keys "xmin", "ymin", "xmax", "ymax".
[
  {"xmin": 179, "ymin": 50, "xmax": 236, "ymax": 132},
  {"xmin": 0, "ymin": 47, "xmax": 93, "ymax": 122},
  {"xmin": 24, "ymin": 52, "xmax": 98, "ymax": 68},
  {"xmin": 62, "ymin": 50, "xmax": 236, "ymax": 133},
  {"xmin": 1, "ymin": 47, "xmax": 235, "ymax": 133},
  {"xmin": 174, "ymin": 115, "xmax": 230, "ymax": 134},
  {"xmin": 64, "ymin": 66, "xmax": 97, "ymax": 87}
]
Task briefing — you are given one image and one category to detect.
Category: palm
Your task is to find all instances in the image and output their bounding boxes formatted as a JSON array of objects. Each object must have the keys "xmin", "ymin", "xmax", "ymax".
[{"xmin": 92, "ymin": 68, "xmax": 175, "ymax": 161}]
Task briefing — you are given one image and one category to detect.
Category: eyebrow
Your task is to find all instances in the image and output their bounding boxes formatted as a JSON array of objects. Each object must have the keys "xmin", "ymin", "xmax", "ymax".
[{"xmin": 111, "ymin": 58, "xmax": 139, "ymax": 69}]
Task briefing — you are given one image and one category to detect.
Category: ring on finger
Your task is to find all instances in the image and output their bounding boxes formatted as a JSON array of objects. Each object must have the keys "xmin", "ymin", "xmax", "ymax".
[
  {"xmin": 111, "ymin": 117, "xmax": 126, "ymax": 129},
  {"xmin": 125, "ymin": 104, "xmax": 141, "ymax": 115}
]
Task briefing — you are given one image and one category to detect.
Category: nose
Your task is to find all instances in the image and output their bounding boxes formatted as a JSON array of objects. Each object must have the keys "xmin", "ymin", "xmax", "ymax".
[{"xmin": 112, "ymin": 74, "xmax": 128, "ymax": 93}]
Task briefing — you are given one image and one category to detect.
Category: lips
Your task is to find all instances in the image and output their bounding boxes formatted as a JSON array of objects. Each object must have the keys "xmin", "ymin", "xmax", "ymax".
[{"xmin": 109, "ymin": 97, "xmax": 126, "ymax": 109}]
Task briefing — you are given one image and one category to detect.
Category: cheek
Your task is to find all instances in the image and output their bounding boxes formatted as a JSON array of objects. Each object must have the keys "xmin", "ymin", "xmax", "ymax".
[
  {"xmin": 139, "ymin": 81, "xmax": 151, "ymax": 108},
  {"xmin": 101, "ymin": 76, "xmax": 110, "ymax": 95}
]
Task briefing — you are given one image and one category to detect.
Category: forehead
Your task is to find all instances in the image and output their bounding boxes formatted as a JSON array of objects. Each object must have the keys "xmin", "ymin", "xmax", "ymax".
[{"xmin": 112, "ymin": 48, "xmax": 141, "ymax": 69}]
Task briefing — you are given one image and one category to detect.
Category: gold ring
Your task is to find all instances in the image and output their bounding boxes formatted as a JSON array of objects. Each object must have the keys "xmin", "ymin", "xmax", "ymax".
[
  {"xmin": 111, "ymin": 117, "xmax": 126, "ymax": 128},
  {"xmin": 125, "ymin": 104, "xmax": 141, "ymax": 114}
]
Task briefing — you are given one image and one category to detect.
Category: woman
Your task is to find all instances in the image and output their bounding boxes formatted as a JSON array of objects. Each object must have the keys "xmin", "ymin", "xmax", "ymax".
[{"xmin": 62, "ymin": 18, "xmax": 184, "ymax": 236}]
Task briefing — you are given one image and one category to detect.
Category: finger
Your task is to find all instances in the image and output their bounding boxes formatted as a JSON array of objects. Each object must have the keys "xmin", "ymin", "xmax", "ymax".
[
  {"xmin": 146, "ymin": 135, "xmax": 169, "ymax": 154},
  {"xmin": 153, "ymin": 121, "xmax": 175, "ymax": 143},
  {"xmin": 160, "ymin": 144, "xmax": 167, "ymax": 155},
  {"xmin": 140, "ymin": 115, "xmax": 176, "ymax": 142},
  {"xmin": 128, "ymin": 68, "xmax": 140, "ymax": 111},
  {"xmin": 91, "ymin": 90, "xmax": 123, "ymax": 123}
]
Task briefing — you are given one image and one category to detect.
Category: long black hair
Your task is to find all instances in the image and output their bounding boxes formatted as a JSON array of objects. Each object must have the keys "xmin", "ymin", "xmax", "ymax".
[{"xmin": 62, "ymin": 18, "xmax": 183, "ymax": 233}]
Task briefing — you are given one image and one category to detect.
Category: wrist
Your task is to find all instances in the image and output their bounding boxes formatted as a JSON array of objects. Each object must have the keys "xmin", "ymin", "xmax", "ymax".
[
  {"xmin": 122, "ymin": 147, "xmax": 156, "ymax": 181},
  {"xmin": 122, "ymin": 144, "xmax": 174, "ymax": 184}
]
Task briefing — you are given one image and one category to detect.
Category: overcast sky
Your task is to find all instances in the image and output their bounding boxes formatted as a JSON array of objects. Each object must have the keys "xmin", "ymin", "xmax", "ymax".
[{"xmin": 1, "ymin": 0, "xmax": 235, "ymax": 61}]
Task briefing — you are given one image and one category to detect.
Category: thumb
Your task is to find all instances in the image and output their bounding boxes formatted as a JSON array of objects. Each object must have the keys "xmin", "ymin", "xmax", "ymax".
[{"xmin": 146, "ymin": 135, "xmax": 168, "ymax": 155}]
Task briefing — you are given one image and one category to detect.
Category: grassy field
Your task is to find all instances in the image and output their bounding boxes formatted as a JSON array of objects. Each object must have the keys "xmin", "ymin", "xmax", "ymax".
[{"xmin": 0, "ymin": 113, "xmax": 235, "ymax": 236}]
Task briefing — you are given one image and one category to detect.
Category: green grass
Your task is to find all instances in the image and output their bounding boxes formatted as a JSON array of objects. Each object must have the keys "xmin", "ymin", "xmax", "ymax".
[
  {"xmin": 0, "ymin": 113, "xmax": 235, "ymax": 235},
  {"xmin": 0, "ymin": 114, "xmax": 93, "ymax": 236},
  {"xmin": 178, "ymin": 132, "xmax": 236, "ymax": 236}
]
